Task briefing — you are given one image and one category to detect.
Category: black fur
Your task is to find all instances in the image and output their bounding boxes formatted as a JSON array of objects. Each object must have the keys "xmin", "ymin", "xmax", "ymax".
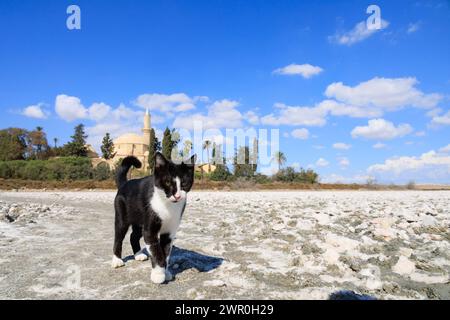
[
  {"xmin": 113, "ymin": 152, "xmax": 196, "ymax": 274},
  {"xmin": 115, "ymin": 156, "xmax": 142, "ymax": 188}
]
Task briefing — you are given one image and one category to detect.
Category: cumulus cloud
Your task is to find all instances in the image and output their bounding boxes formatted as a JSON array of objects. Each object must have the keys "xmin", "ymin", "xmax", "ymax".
[
  {"xmin": 333, "ymin": 142, "xmax": 351, "ymax": 150},
  {"xmin": 172, "ymin": 99, "xmax": 243, "ymax": 130},
  {"xmin": 329, "ymin": 19, "xmax": 389, "ymax": 45},
  {"xmin": 55, "ymin": 94, "xmax": 88, "ymax": 122},
  {"xmin": 373, "ymin": 142, "xmax": 387, "ymax": 149},
  {"xmin": 134, "ymin": 93, "xmax": 197, "ymax": 114},
  {"xmin": 258, "ymin": 77, "xmax": 442, "ymax": 127},
  {"xmin": 439, "ymin": 144, "xmax": 450, "ymax": 153},
  {"xmin": 273, "ymin": 63, "xmax": 323, "ymax": 78},
  {"xmin": 244, "ymin": 111, "xmax": 260, "ymax": 125},
  {"xmin": 260, "ymin": 103, "xmax": 327, "ymax": 127},
  {"xmin": 316, "ymin": 158, "xmax": 330, "ymax": 167},
  {"xmin": 351, "ymin": 119, "xmax": 413, "ymax": 140},
  {"xmin": 430, "ymin": 110, "xmax": 450, "ymax": 126},
  {"xmin": 88, "ymin": 102, "xmax": 111, "ymax": 121},
  {"xmin": 291, "ymin": 128, "xmax": 310, "ymax": 140},
  {"xmin": 368, "ymin": 149, "xmax": 450, "ymax": 183},
  {"xmin": 325, "ymin": 77, "xmax": 442, "ymax": 112},
  {"xmin": 22, "ymin": 103, "xmax": 48, "ymax": 119}
]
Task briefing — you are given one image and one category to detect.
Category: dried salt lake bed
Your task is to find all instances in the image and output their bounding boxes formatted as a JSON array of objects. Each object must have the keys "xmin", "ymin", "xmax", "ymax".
[{"xmin": 0, "ymin": 190, "xmax": 449, "ymax": 300}]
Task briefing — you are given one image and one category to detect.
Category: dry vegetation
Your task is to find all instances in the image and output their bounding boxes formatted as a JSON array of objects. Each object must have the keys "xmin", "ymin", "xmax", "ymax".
[{"xmin": 1, "ymin": 178, "xmax": 449, "ymax": 191}]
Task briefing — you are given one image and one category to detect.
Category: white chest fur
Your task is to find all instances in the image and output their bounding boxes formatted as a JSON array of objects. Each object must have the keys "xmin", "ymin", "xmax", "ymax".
[{"xmin": 150, "ymin": 187, "xmax": 186, "ymax": 237}]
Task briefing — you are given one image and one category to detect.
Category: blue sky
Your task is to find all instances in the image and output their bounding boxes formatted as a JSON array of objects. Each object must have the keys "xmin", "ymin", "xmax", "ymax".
[{"xmin": 1, "ymin": 0, "xmax": 449, "ymax": 183}]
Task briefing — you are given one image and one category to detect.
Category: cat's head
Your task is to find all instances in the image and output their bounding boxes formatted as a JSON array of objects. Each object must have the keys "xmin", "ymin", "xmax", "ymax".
[{"xmin": 154, "ymin": 152, "xmax": 196, "ymax": 202}]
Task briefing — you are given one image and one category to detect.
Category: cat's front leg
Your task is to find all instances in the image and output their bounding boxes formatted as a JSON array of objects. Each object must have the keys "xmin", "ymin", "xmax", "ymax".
[
  {"xmin": 145, "ymin": 241, "xmax": 166, "ymax": 284},
  {"xmin": 160, "ymin": 233, "xmax": 173, "ymax": 281}
]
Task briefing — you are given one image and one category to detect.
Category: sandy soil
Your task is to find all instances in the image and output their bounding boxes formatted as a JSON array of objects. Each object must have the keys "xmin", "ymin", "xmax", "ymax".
[{"xmin": 0, "ymin": 190, "xmax": 449, "ymax": 300}]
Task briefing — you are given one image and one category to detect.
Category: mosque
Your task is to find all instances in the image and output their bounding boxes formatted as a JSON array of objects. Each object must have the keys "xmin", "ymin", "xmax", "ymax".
[
  {"xmin": 91, "ymin": 109, "xmax": 215, "ymax": 174},
  {"xmin": 90, "ymin": 109, "xmax": 152, "ymax": 171},
  {"xmin": 111, "ymin": 109, "xmax": 152, "ymax": 170}
]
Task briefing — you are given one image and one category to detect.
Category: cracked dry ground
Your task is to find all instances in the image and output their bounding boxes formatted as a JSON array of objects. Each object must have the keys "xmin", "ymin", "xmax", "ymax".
[{"xmin": 0, "ymin": 190, "xmax": 449, "ymax": 299}]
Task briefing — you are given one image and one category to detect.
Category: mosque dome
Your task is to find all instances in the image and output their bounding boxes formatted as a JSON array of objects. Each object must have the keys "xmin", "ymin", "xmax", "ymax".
[{"xmin": 114, "ymin": 133, "xmax": 147, "ymax": 145}]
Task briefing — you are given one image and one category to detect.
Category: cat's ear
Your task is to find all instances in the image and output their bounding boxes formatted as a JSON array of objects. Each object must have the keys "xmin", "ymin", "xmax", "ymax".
[
  {"xmin": 155, "ymin": 152, "xmax": 167, "ymax": 168},
  {"xmin": 189, "ymin": 154, "xmax": 197, "ymax": 165}
]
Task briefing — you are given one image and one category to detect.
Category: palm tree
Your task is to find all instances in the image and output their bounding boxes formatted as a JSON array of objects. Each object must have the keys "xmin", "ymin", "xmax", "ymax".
[
  {"xmin": 203, "ymin": 140, "xmax": 212, "ymax": 172},
  {"xmin": 273, "ymin": 151, "xmax": 287, "ymax": 172},
  {"xmin": 183, "ymin": 140, "xmax": 193, "ymax": 157},
  {"xmin": 53, "ymin": 138, "xmax": 58, "ymax": 148}
]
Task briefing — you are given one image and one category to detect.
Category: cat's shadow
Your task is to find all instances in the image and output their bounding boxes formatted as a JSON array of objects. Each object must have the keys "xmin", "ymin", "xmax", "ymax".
[
  {"xmin": 124, "ymin": 246, "xmax": 223, "ymax": 279},
  {"xmin": 168, "ymin": 246, "xmax": 223, "ymax": 277}
]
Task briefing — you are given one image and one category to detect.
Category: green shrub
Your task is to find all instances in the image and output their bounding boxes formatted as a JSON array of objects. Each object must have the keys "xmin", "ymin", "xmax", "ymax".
[
  {"xmin": 0, "ymin": 157, "xmax": 94, "ymax": 181},
  {"xmin": 209, "ymin": 165, "xmax": 231, "ymax": 181},
  {"xmin": 0, "ymin": 162, "xmax": 11, "ymax": 178},
  {"xmin": 93, "ymin": 162, "xmax": 112, "ymax": 181}
]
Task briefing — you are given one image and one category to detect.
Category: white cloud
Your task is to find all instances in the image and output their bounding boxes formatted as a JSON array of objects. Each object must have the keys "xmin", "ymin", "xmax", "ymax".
[
  {"xmin": 351, "ymin": 119, "xmax": 413, "ymax": 140},
  {"xmin": 260, "ymin": 103, "xmax": 327, "ymax": 127},
  {"xmin": 55, "ymin": 94, "xmax": 87, "ymax": 122},
  {"xmin": 273, "ymin": 63, "xmax": 323, "ymax": 78},
  {"xmin": 172, "ymin": 99, "xmax": 243, "ymax": 130},
  {"xmin": 134, "ymin": 93, "xmax": 196, "ymax": 114},
  {"xmin": 426, "ymin": 108, "xmax": 442, "ymax": 117},
  {"xmin": 373, "ymin": 142, "xmax": 387, "ymax": 149},
  {"xmin": 430, "ymin": 110, "xmax": 450, "ymax": 126},
  {"xmin": 439, "ymin": 144, "xmax": 450, "ymax": 153},
  {"xmin": 258, "ymin": 77, "xmax": 442, "ymax": 126},
  {"xmin": 22, "ymin": 103, "xmax": 48, "ymax": 119},
  {"xmin": 291, "ymin": 128, "xmax": 310, "ymax": 140},
  {"xmin": 244, "ymin": 111, "xmax": 260, "ymax": 125},
  {"xmin": 85, "ymin": 104, "xmax": 144, "ymax": 151},
  {"xmin": 316, "ymin": 158, "xmax": 329, "ymax": 167},
  {"xmin": 325, "ymin": 77, "xmax": 442, "ymax": 111},
  {"xmin": 415, "ymin": 131, "xmax": 426, "ymax": 137},
  {"xmin": 338, "ymin": 157, "xmax": 350, "ymax": 168},
  {"xmin": 368, "ymin": 149, "xmax": 450, "ymax": 183},
  {"xmin": 318, "ymin": 99, "xmax": 382, "ymax": 118},
  {"xmin": 329, "ymin": 19, "xmax": 389, "ymax": 46},
  {"xmin": 88, "ymin": 102, "xmax": 111, "ymax": 121},
  {"xmin": 407, "ymin": 22, "xmax": 421, "ymax": 34},
  {"xmin": 333, "ymin": 142, "xmax": 351, "ymax": 150}
]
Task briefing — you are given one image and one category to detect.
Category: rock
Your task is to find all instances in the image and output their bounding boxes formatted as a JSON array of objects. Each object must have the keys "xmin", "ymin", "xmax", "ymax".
[
  {"xmin": 398, "ymin": 247, "xmax": 413, "ymax": 258},
  {"xmin": 203, "ymin": 280, "xmax": 226, "ymax": 287},
  {"xmin": 392, "ymin": 256, "xmax": 415, "ymax": 275},
  {"xmin": 421, "ymin": 215, "xmax": 438, "ymax": 227}
]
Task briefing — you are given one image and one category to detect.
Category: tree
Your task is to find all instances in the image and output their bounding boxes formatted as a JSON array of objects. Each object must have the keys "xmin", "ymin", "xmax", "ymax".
[
  {"xmin": 0, "ymin": 128, "xmax": 28, "ymax": 161},
  {"xmin": 53, "ymin": 137, "xmax": 58, "ymax": 148},
  {"xmin": 233, "ymin": 146, "xmax": 257, "ymax": 178},
  {"xmin": 27, "ymin": 126, "xmax": 49, "ymax": 160},
  {"xmin": 148, "ymin": 128, "xmax": 156, "ymax": 173},
  {"xmin": 273, "ymin": 151, "xmax": 287, "ymax": 172},
  {"xmin": 162, "ymin": 127, "xmax": 172, "ymax": 159},
  {"xmin": 101, "ymin": 132, "xmax": 115, "ymax": 159},
  {"xmin": 182, "ymin": 140, "xmax": 193, "ymax": 158},
  {"xmin": 162, "ymin": 127, "xmax": 180, "ymax": 160},
  {"xmin": 65, "ymin": 124, "xmax": 88, "ymax": 157},
  {"xmin": 203, "ymin": 139, "xmax": 212, "ymax": 171}
]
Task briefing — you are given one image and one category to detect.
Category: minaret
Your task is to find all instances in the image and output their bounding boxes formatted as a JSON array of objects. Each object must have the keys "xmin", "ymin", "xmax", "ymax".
[{"xmin": 142, "ymin": 108, "xmax": 151, "ymax": 143}]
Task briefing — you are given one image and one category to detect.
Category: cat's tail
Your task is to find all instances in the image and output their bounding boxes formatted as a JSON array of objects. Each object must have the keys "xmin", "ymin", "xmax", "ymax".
[{"xmin": 115, "ymin": 156, "xmax": 142, "ymax": 188}]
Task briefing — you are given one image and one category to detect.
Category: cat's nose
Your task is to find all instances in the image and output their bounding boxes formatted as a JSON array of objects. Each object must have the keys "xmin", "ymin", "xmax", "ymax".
[{"xmin": 174, "ymin": 194, "xmax": 181, "ymax": 200}]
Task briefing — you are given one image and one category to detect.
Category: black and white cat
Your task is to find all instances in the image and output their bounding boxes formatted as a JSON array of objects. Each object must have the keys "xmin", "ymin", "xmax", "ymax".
[{"xmin": 111, "ymin": 152, "xmax": 196, "ymax": 284}]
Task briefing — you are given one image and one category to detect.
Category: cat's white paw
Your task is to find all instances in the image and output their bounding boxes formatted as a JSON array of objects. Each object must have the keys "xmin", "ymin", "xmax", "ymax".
[
  {"xmin": 165, "ymin": 269, "xmax": 173, "ymax": 281},
  {"xmin": 134, "ymin": 249, "xmax": 149, "ymax": 261},
  {"xmin": 111, "ymin": 255, "xmax": 125, "ymax": 268},
  {"xmin": 135, "ymin": 253, "xmax": 148, "ymax": 261},
  {"xmin": 151, "ymin": 266, "xmax": 166, "ymax": 284}
]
